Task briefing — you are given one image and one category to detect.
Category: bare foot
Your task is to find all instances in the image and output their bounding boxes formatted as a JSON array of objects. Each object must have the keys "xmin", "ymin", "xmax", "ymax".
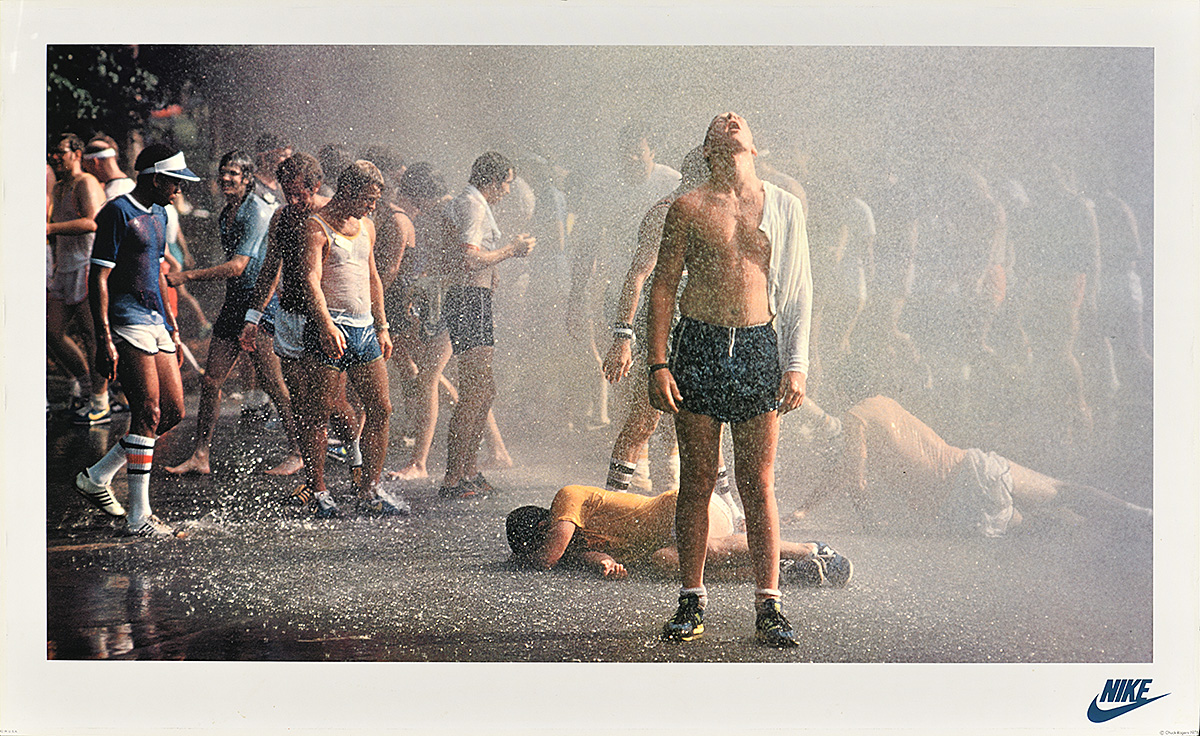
[
  {"xmin": 165, "ymin": 454, "xmax": 211, "ymax": 475},
  {"xmin": 480, "ymin": 451, "xmax": 514, "ymax": 470},
  {"xmin": 385, "ymin": 464, "xmax": 428, "ymax": 481},
  {"xmin": 265, "ymin": 453, "xmax": 304, "ymax": 476}
]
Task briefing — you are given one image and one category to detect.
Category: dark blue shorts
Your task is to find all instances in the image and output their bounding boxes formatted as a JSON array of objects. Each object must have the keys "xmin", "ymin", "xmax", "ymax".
[
  {"xmin": 669, "ymin": 316, "xmax": 781, "ymax": 424},
  {"xmin": 303, "ymin": 320, "xmax": 383, "ymax": 371},
  {"xmin": 214, "ymin": 292, "xmax": 276, "ymax": 341},
  {"xmin": 444, "ymin": 285, "xmax": 494, "ymax": 355}
]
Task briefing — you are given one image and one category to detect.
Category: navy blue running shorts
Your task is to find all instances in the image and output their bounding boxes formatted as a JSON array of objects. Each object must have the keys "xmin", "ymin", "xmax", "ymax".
[
  {"xmin": 444, "ymin": 285, "xmax": 494, "ymax": 355},
  {"xmin": 668, "ymin": 315, "xmax": 782, "ymax": 424}
]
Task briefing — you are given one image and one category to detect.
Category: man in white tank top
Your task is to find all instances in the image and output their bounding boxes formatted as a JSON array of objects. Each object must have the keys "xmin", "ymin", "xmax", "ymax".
[
  {"xmin": 47, "ymin": 132, "xmax": 109, "ymax": 424},
  {"xmin": 299, "ymin": 160, "xmax": 408, "ymax": 518}
]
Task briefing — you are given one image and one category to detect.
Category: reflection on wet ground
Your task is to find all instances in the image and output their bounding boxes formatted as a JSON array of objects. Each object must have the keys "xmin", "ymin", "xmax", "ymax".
[{"xmin": 45, "ymin": 389, "xmax": 1152, "ymax": 663}]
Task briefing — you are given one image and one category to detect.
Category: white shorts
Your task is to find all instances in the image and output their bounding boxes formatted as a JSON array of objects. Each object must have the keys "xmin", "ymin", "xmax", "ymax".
[
  {"xmin": 273, "ymin": 309, "xmax": 306, "ymax": 360},
  {"xmin": 48, "ymin": 266, "xmax": 88, "ymax": 306},
  {"xmin": 940, "ymin": 449, "xmax": 1015, "ymax": 538},
  {"xmin": 112, "ymin": 323, "xmax": 176, "ymax": 355}
]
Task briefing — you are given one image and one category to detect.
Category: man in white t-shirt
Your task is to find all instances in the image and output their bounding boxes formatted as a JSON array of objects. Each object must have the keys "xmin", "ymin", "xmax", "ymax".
[{"xmin": 438, "ymin": 152, "xmax": 536, "ymax": 498}]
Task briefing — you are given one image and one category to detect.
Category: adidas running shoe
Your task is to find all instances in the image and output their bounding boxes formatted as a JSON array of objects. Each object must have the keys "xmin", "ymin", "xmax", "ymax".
[
  {"xmin": 779, "ymin": 557, "xmax": 824, "ymax": 588},
  {"xmin": 780, "ymin": 543, "xmax": 854, "ymax": 588},
  {"xmin": 755, "ymin": 598, "xmax": 798, "ymax": 648},
  {"xmin": 75, "ymin": 470, "xmax": 126, "ymax": 517},
  {"xmin": 122, "ymin": 514, "xmax": 179, "ymax": 539},
  {"xmin": 469, "ymin": 472, "xmax": 495, "ymax": 495},
  {"xmin": 661, "ymin": 593, "xmax": 705, "ymax": 642},
  {"xmin": 286, "ymin": 484, "xmax": 315, "ymax": 507}
]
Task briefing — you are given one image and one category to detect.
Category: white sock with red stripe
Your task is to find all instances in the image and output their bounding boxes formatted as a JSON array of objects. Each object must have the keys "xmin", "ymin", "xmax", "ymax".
[{"xmin": 122, "ymin": 434, "xmax": 156, "ymax": 523}]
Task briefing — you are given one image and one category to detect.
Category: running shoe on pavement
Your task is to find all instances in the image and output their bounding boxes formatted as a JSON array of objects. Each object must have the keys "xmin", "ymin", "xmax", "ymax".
[
  {"xmin": 780, "ymin": 543, "xmax": 854, "ymax": 588},
  {"xmin": 122, "ymin": 514, "xmax": 179, "ymax": 539},
  {"xmin": 755, "ymin": 598, "xmax": 799, "ymax": 648},
  {"xmin": 362, "ymin": 486, "xmax": 411, "ymax": 517},
  {"xmin": 438, "ymin": 478, "xmax": 478, "ymax": 499},
  {"xmin": 469, "ymin": 472, "xmax": 495, "ymax": 495},
  {"xmin": 661, "ymin": 592, "xmax": 705, "ymax": 642},
  {"xmin": 779, "ymin": 557, "xmax": 824, "ymax": 588},
  {"xmin": 72, "ymin": 403, "xmax": 113, "ymax": 426},
  {"xmin": 75, "ymin": 470, "xmax": 126, "ymax": 517},
  {"xmin": 809, "ymin": 542, "xmax": 854, "ymax": 588},
  {"xmin": 314, "ymin": 490, "xmax": 343, "ymax": 519},
  {"xmin": 286, "ymin": 484, "xmax": 315, "ymax": 507}
]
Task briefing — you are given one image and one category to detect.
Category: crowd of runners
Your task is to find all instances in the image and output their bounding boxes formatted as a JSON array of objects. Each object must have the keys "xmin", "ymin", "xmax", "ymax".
[{"xmin": 46, "ymin": 109, "xmax": 1152, "ymax": 647}]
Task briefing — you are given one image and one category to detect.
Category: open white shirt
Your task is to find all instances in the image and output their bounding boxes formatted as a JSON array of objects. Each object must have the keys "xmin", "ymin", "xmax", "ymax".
[{"xmin": 761, "ymin": 180, "xmax": 814, "ymax": 375}]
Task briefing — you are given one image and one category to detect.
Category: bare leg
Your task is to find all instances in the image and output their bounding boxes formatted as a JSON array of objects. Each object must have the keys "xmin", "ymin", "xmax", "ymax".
[
  {"xmin": 346, "ymin": 358, "xmax": 392, "ymax": 494},
  {"xmin": 443, "ymin": 346, "xmax": 495, "ymax": 486},
  {"xmin": 48, "ymin": 299, "xmax": 108, "ymax": 398},
  {"xmin": 390, "ymin": 332, "xmax": 451, "ymax": 481},
  {"xmin": 328, "ymin": 375, "xmax": 362, "ymax": 447},
  {"xmin": 648, "ymin": 415, "xmax": 681, "ymax": 494},
  {"xmin": 298, "ymin": 361, "xmax": 341, "ymax": 495},
  {"xmin": 439, "ymin": 373, "xmax": 458, "ymax": 404},
  {"xmin": 673, "ymin": 409, "xmax": 723, "ymax": 590},
  {"xmin": 166, "ymin": 337, "xmax": 241, "ymax": 475},
  {"xmin": 174, "ymin": 283, "xmax": 211, "ymax": 332},
  {"xmin": 730, "ymin": 410, "xmax": 782, "ymax": 594},
  {"xmin": 588, "ymin": 335, "xmax": 610, "ymax": 426},
  {"xmin": 116, "ymin": 345, "xmax": 186, "ymax": 439},
  {"xmin": 278, "ymin": 356, "xmax": 313, "ymax": 475},
  {"xmin": 250, "ymin": 330, "xmax": 303, "ymax": 475},
  {"xmin": 46, "ymin": 299, "xmax": 90, "ymax": 384},
  {"xmin": 481, "ymin": 409, "xmax": 513, "ymax": 468},
  {"xmin": 1008, "ymin": 461, "xmax": 1152, "ymax": 525},
  {"xmin": 611, "ymin": 390, "xmax": 663, "ymax": 465},
  {"xmin": 114, "ymin": 347, "xmax": 171, "ymax": 523}
]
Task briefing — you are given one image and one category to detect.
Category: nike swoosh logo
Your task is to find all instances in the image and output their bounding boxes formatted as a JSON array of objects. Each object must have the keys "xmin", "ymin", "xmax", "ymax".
[{"xmin": 1087, "ymin": 693, "xmax": 1169, "ymax": 723}]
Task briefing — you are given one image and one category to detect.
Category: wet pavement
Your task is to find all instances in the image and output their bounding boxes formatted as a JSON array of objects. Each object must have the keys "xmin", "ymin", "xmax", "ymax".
[{"xmin": 43, "ymin": 377, "xmax": 1153, "ymax": 665}]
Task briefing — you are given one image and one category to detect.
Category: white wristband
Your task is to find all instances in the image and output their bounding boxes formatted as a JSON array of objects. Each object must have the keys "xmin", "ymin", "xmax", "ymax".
[{"xmin": 245, "ymin": 308, "xmax": 264, "ymax": 325}]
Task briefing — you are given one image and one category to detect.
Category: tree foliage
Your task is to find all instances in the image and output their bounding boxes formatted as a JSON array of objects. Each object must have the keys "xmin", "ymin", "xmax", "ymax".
[{"xmin": 47, "ymin": 45, "xmax": 162, "ymax": 142}]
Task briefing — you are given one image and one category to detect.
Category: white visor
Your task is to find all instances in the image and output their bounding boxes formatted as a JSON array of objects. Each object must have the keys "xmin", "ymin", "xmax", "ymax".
[{"xmin": 139, "ymin": 151, "xmax": 201, "ymax": 181}]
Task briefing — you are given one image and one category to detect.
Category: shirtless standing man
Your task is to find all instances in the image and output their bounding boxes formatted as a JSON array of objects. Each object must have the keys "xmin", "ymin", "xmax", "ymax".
[
  {"xmin": 300, "ymin": 160, "xmax": 408, "ymax": 518},
  {"xmin": 648, "ymin": 113, "xmax": 812, "ymax": 647},
  {"xmin": 47, "ymin": 133, "xmax": 109, "ymax": 424}
]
